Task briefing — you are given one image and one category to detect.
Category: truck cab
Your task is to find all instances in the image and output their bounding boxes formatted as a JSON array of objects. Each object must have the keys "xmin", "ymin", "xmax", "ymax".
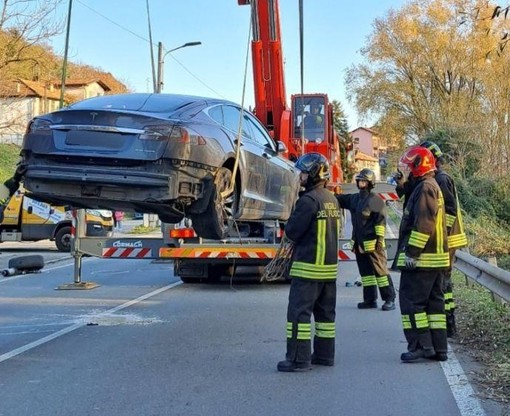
[{"xmin": 0, "ymin": 187, "xmax": 113, "ymax": 252}]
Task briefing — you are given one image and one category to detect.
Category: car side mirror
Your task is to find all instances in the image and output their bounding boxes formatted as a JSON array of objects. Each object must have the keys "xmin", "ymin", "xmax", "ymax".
[{"xmin": 277, "ymin": 141, "xmax": 287, "ymax": 154}]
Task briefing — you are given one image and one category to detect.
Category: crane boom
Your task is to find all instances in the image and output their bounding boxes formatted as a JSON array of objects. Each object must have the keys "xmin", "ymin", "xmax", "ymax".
[{"xmin": 239, "ymin": 0, "xmax": 344, "ymax": 187}]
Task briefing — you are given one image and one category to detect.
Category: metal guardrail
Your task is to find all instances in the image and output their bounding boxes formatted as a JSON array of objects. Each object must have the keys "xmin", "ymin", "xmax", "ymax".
[
  {"xmin": 388, "ymin": 200, "xmax": 510, "ymax": 303},
  {"xmin": 454, "ymin": 250, "xmax": 510, "ymax": 303}
]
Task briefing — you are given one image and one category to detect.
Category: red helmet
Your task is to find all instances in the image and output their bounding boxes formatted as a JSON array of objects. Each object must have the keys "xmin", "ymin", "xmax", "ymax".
[{"xmin": 399, "ymin": 146, "xmax": 436, "ymax": 177}]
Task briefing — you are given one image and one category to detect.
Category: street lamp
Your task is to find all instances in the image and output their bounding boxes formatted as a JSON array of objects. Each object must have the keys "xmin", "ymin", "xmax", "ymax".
[{"xmin": 156, "ymin": 41, "xmax": 202, "ymax": 93}]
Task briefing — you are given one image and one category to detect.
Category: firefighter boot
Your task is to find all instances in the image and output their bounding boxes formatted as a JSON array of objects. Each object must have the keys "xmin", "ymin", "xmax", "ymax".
[
  {"xmin": 400, "ymin": 348, "xmax": 436, "ymax": 362},
  {"xmin": 381, "ymin": 300, "xmax": 395, "ymax": 311},
  {"xmin": 277, "ymin": 360, "xmax": 312, "ymax": 372}
]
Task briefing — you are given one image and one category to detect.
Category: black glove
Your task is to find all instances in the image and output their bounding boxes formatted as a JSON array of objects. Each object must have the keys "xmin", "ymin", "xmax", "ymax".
[
  {"xmin": 392, "ymin": 170, "xmax": 404, "ymax": 186},
  {"xmin": 404, "ymin": 255, "xmax": 417, "ymax": 270}
]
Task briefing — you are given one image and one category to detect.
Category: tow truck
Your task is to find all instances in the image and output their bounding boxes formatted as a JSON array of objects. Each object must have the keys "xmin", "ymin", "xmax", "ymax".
[
  {"xmin": 51, "ymin": 1, "xmax": 397, "ymax": 287},
  {"xmin": 154, "ymin": 0, "xmax": 348, "ymax": 281}
]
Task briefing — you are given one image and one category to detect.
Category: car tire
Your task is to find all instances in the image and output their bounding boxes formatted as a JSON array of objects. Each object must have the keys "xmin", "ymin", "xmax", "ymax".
[
  {"xmin": 191, "ymin": 167, "xmax": 238, "ymax": 240},
  {"xmin": 55, "ymin": 226, "xmax": 72, "ymax": 252},
  {"xmin": 8, "ymin": 255, "xmax": 44, "ymax": 271}
]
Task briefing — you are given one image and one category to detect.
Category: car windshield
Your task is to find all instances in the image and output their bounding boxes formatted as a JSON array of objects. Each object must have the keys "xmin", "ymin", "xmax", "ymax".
[{"xmin": 68, "ymin": 94, "xmax": 200, "ymax": 114}]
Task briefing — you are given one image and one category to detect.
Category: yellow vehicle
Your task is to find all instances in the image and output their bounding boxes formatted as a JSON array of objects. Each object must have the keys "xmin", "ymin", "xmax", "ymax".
[{"xmin": 0, "ymin": 187, "xmax": 113, "ymax": 252}]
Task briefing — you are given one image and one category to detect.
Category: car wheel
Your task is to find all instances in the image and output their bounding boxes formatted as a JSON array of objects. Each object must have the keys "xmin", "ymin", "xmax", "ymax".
[
  {"xmin": 191, "ymin": 167, "xmax": 238, "ymax": 240},
  {"xmin": 55, "ymin": 226, "xmax": 72, "ymax": 252}
]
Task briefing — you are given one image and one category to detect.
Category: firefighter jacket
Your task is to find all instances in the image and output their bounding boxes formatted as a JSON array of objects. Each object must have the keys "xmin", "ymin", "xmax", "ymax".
[
  {"xmin": 285, "ymin": 183, "xmax": 341, "ymax": 281},
  {"xmin": 435, "ymin": 169, "xmax": 467, "ymax": 249},
  {"xmin": 396, "ymin": 174, "xmax": 450, "ymax": 270},
  {"xmin": 336, "ymin": 190, "xmax": 386, "ymax": 252}
]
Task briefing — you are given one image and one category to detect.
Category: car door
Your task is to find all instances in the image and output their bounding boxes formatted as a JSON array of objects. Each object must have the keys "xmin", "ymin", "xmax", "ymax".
[
  {"xmin": 221, "ymin": 105, "xmax": 270, "ymax": 219},
  {"xmin": 241, "ymin": 112, "xmax": 298, "ymax": 219}
]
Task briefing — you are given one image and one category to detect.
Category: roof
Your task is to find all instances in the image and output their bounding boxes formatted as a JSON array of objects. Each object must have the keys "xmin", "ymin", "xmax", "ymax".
[
  {"xmin": 53, "ymin": 78, "xmax": 111, "ymax": 91},
  {"xmin": 350, "ymin": 126, "xmax": 380, "ymax": 136},
  {"xmin": 354, "ymin": 151, "xmax": 379, "ymax": 162},
  {"xmin": 1, "ymin": 79, "xmax": 61, "ymax": 100}
]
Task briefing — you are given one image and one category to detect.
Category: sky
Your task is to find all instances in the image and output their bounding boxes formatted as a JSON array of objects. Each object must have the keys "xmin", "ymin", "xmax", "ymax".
[{"xmin": 50, "ymin": 0, "xmax": 408, "ymax": 130}]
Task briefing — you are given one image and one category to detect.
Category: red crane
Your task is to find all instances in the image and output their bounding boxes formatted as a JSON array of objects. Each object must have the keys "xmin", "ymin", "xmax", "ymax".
[{"xmin": 238, "ymin": 0, "xmax": 344, "ymax": 189}]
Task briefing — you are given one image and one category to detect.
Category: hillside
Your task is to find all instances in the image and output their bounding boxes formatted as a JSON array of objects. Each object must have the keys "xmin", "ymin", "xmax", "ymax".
[{"xmin": 0, "ymin": 144, "xmax": 21, "ymax": 183}]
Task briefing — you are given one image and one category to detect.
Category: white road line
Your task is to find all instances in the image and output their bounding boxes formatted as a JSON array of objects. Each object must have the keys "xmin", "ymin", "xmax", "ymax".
[
  {"xmin": 0, "ymin": 281, "xmax": 182, "ymax": 364},
  {"xmin": 442, "ymin": 347, "xmax": 486, "ymax": 416}
]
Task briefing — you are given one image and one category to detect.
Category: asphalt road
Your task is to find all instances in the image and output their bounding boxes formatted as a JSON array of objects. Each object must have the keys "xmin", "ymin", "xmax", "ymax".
[
  {"xmin": 0, "ymin": 254, "xmax": 506, "ymax": 415},
  {"xmin": 0, "ymin": 203, "xmax": 507, "ymax": 415}
]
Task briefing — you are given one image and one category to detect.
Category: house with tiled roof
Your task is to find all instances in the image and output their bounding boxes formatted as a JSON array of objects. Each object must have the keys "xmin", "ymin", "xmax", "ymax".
[
  {"xmin": 350, "ymin": 126, "xmax": 385, "ymax": 181},
  {"xmin": 0, "ymin": 78, "xmax": 111, "ymax": 144},
  {"xmin": 52, "ymin": 79, "xmax": 111, "ymax": 102}
]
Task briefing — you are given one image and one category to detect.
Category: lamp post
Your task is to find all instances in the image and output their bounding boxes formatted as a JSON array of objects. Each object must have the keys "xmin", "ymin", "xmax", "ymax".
[{"xmin": 156, "ymin": 41, "xmax": 202, "ymax": 93}]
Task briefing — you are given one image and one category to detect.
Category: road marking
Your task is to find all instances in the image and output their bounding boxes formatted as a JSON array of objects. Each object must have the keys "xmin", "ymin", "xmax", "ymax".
[
  {"xmin": 442, "ymin": 347, "xmax": 486, "ymax": 416},
  {"xmin": 0, "ymin": 281, "xmax": 182, "ymax": 363}
]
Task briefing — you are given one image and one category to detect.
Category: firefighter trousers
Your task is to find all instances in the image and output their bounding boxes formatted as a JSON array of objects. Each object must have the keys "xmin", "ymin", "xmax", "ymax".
[
  {"xmin": 285, "ymin": 278, "xmax": 336, "ymax": 364},
  {"xmin": 443, "ymin": 249, "xmax": 458, "ymax": 336},
  {"xmin": 355, "ymin": 249, "xmax": 395, "ymax": 303},
  {"xmin": 399, "ymin": 269, "xmax": 447, "ymax": 353}
]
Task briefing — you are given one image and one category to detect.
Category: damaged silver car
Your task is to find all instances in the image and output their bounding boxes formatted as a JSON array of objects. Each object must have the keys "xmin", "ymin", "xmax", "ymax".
[{"xmin": 19, "ymin": 93, "xmax": 299, "ymax": 239}]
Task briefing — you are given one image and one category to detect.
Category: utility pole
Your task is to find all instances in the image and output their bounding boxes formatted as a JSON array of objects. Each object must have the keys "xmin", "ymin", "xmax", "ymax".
[
  {"xmin": 59, "ymin": 0, "xmax": 73, "ymax": 109},
  {"xmin": 156, "ymin": 41, "xmax": 202, "ymax": 93}
]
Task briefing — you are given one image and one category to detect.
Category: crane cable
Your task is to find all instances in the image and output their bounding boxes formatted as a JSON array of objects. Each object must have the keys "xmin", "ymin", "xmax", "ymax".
[
  {"xmin": 298, "ymin": 0, "xmax": 306, "ymax": 155},
  {"xmin": 223, "ymin": 1, "xmax": 254, "ymax": 199}
]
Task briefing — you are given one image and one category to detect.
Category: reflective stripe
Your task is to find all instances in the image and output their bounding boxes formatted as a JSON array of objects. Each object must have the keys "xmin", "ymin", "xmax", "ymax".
[
  {"xmin": 409, "ymin": 230, "xmax": 429, "ymax": 248},
  {"xmin": 376, "ymin": 275, "xmax": 390, "ymax": 287},
  {"xmin": 297, "ymin": 322, "xmax": 312, "ymax": 340},
  {"xmin": 448, "ymin": 234, "xmax": 468, "ymax": 248},
  {"xmin": 315, "ymin": 322, "xmax": 335, "ymax": 339},
  {"xmin": 396, "ymin": 252, "xmax": 450, "ymax": 268},
  {"xmin": 315, "ymin": 219, "xmax": 326, "ymax": 265},
  {"xmin": 361, "ymin": 275, "xmax": 377, "ymax": 287},
  {"xmin": 286, "ymin": 322, "xmax": 292, "ymax": 339},
  {"xmin": 402, "ymin": 315, "xmax": 412, "ymax": 329},
  {"xmin": 290, "ymin": 261, "xmax": 338, "ymax": 280},
  {"xmin": 415, "ymin": 312, "xmax": 429, "ymax": 329},
  {"xmin": 428, "ymin": 314, "xmax": 447, "ymax": 330},
  {"xmin": 446, "ymin": 213, "xmax": 456, "ymax": 228},
  {"xmin": 375, "ymin": 224, "xmax": 385, "ymax": 237},
  {"xmin": 363, "ymin": 239, "xmax": 376, "ymax": 251},
  {"xmin": 436, "ymin": 195, "xmax": 446, "ymax": 253}
]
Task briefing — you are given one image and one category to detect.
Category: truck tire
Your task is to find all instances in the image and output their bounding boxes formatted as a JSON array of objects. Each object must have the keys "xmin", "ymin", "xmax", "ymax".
[
  {"xmin": 8, "ymin": 255, "xmax": 44, "ymax": 272},
  {"xmin": 180, "ymin": 275, "xmax": 206, "ymax": 284},
  {"xmin": 179, "ymin": 265, "xmax": 227, "ymax": 284},
  {"xmin": 55, "ymin": 226, "xmax": 72, "ymax": 252}
]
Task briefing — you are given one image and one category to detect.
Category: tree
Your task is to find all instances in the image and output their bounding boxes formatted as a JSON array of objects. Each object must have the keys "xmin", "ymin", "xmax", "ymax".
[
  {"xmin": 331, "ymin": 99, "xmax": 355, "ymax": 181},
  {"xmin": 0, "ymin": 1, "xmax": 64, "ymax": 77},
  {"xmin": 345, "ymin": 0, "xmax": 510, "ymax": 178}
]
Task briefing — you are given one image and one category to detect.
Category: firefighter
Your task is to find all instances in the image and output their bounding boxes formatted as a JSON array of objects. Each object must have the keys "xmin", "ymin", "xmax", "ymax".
[
  {"xmin": 396, "ymin": 146, "xmax": 450, "ymax": 362},
  {"xmin": 0, "ymin": 176, "xmax": 20, "ymax": 223},
  {"xmin": 277, "ymin": 152, "xmax": 341, "ymax": 372},
  {"xmin": 303, "ymin": 101, "xmax": 324, "ymax": 129},
  {"xmin": 336, "ymin": 168, "xmax": 396, "ymax": 311},
  {"xmin": 420, "ymin": 141, "xmax": 467, "ymax": 337}
]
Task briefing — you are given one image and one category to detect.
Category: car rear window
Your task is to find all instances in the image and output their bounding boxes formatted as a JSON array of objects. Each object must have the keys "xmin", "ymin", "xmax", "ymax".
[{"xmin": 68, "ymin": 94, "xmax": 200, "ymax": 114}]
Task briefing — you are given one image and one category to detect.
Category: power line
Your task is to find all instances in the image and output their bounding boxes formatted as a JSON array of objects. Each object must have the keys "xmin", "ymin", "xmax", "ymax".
[{"xmin": 74, "ymin": 0, "xmax": 225, "ymax": 97}]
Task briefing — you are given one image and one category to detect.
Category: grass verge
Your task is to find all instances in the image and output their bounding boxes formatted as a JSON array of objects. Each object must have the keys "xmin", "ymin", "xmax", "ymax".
[
  {"xmin": 0, "ymin": 143, "xmax": 21, "ymax": 183},
  {"xmin": 453, "ymin": 270, "xmax": 510, "ymax": 403}
]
